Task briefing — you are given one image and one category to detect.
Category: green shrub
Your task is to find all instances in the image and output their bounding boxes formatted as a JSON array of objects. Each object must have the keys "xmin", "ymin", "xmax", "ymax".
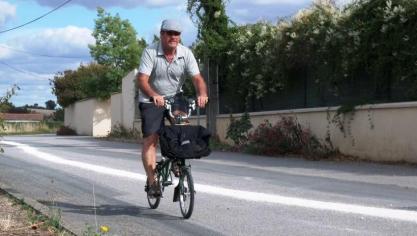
[{"xmin": 226, "ymin": 112, "xmax": 253, "ymax": 146}]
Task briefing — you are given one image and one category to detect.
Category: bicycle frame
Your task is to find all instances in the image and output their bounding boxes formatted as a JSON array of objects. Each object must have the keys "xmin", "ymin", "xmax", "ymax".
[
  {"xmin": 156, "ymin": 158, "xmax": 190, "ymax": 190},
  {"xmin": 156, "ymin": 158, "xmax": 172, "ymax": 188}
]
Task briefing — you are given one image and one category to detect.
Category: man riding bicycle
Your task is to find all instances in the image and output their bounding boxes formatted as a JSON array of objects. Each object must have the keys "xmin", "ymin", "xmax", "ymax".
[{"xmin": 137, "ymin": 19, "xmax": 208, "ymax": 197}]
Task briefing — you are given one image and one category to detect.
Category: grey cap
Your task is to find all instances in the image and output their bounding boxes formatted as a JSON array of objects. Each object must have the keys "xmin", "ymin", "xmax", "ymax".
[{"xmin": 160, "ymin": 19, "xmax": 182, "ymax": 33}]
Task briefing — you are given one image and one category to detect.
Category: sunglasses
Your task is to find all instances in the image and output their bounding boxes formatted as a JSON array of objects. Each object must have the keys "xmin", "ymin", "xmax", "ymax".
[{"xmin": 164, "ymin": 31, "xmax": 181, "ymax": 36}]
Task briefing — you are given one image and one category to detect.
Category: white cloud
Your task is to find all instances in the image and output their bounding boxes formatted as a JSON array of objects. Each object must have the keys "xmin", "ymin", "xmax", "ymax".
[
  {"xmin": 225, "ymin": 0, "xmax": 354, "ymax": 23},
  {"xmin": 11, "ymin": 26, "xmax": 94, "ymax": 58},
  {"xmin": 0, "ymin": 0, "xmax": 16, "ymax": 27},
  {"xmin": 0, "ymin": 44, "xmax": 13, "ymax": 59},
  {"xmin": 235, "ymin": 0, "xmax": 310, "ymax": 5},
  {"xmin": 227, "ymin": 1, "xmax": 310, "ymax": 23},
  {"xmin": 0, "ymin": 26, "xmax": 95, "ymax": 106},
  {"xmin": 34, "ymin": 0, "xmax": 181, "ymax": 9},
  {"xmin": 0, "ymin": 69, "xmax": 57, "ymax": 106}
]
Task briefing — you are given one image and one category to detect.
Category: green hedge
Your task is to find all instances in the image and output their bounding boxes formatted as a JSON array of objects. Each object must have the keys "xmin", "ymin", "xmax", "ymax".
[{"xmin": 218, "ymin": 0, "xmax": 417, "ymax": 112}]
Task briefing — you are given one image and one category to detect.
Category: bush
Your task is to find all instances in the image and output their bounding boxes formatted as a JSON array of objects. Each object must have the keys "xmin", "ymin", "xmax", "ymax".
[
  {"xmin": 107, "ymin": 124, "xmax": 140, "ymax": 139},
  {"xmin": 226, "ymin": 112, "xmax": 253, "ymax": 146},
  {"xmin": 56, "ymin": 126, "xmax": 76, "ymax": 136},
  {"xmin": 246, "ymin": 117, "xmax": 335, "ymax": 159},
  {"xmin": 218, "ymin": 0, "xmax": 417, "ymax": 111}
]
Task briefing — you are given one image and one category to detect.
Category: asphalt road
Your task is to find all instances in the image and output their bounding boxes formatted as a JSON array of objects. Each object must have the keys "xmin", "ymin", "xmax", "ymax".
[{"xmin": 1, "ymin": 134, "xmax": 417, "ymax": 235}]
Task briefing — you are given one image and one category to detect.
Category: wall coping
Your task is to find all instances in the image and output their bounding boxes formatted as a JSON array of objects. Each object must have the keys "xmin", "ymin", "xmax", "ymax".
[
  {"xmin": 134, "ymin": 101, "xmax": 417, "ymax": 120},
  {"xmin": 214, "ymin": 101, "xmax": 417, "ymax": 118}
]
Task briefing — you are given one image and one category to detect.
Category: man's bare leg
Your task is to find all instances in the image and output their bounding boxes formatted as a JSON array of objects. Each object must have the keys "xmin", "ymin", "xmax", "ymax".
[{"xmin": 142, "ymin": 133, "xmax": 159, "ymax": 185}]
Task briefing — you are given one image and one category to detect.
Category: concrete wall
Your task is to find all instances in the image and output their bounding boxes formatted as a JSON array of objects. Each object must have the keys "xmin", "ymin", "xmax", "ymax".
[
  {"xmin": 207, "ymin": 102, "xmax": 417, "ymax": 163},
  {"xmin": 64, "ymin": 105, "xmax": 75, "ymax": 128},
  {"xmin": 65, "ymin": 98, "xmax": 111, "ymax": 136},
  {"xmin": 1, "ymin": 121, "xmax": 62, "ymax": 134},
  {"xmin": 65, "ymin": 70, "xmax": 136, "ymax": 137},
  {"xmin": 111, "ymin": 93, "xmax": 122, "ymax": 128},
  {"xmin": 121, "ymin": 69, "xmax": 137, "ymax": 130},
  {"xmin": 93, "ymin": 99, "xmax": 111, "ymax": 137}
]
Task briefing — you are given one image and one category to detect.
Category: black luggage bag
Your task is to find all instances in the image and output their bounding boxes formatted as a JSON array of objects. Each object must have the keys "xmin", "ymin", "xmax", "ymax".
[{"xmin": 159, "ymin": 125, "xmax": 211, "ymax": 159}]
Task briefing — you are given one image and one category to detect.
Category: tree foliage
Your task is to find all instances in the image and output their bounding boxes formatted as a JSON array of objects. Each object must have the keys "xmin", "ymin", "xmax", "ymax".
[
  {"xmin": 220, "ymin": 0, "xmax": 417, "ymax": 109},
  {"xmin": 225, "ymin": 23, "xmax": 283, "ymax": 106},
  {"xmin": 187, "ymin": 0, "xmax": 231, "ymax": 60},
  {"xmin": 89, "ymin": 7, "xmax": 143, "ymax": 89},
  {"xmin": 45, "ymin": 100, "xmax": 57, "ymax": 110},
  {"xmin": 51, "ymin": 63, "xmax": 109, "ymax": 107},
  {"xmin": 51, "ymin": 8, "xmax": 148, "ymax": 107}
]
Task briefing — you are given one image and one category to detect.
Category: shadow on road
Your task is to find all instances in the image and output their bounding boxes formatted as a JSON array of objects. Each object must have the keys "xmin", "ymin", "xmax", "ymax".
[{"xmin": 37, "ymin": 200, "xmax": 182, "ymax": 221}]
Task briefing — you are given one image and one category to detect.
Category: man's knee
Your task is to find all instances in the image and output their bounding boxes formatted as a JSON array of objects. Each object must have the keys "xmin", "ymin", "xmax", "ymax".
[{"xmin": 143, "ymin": 134, "xmax": 159, "ymax": 149}]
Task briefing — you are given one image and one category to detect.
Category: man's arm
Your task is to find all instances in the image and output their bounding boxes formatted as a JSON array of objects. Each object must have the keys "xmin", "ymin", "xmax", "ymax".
[
  {"xmin": 137, "ymin": 73, "xmax": 164, "ymax": 107},
  {"xmin": 191, "ymin": 74, "xmax": 208, "ymax": 108}
]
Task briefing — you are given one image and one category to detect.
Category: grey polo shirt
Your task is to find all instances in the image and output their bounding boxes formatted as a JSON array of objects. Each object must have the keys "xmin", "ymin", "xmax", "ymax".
[{"xmin": 138, "ymin": 42, "xmax": 200, "ymax": 102}]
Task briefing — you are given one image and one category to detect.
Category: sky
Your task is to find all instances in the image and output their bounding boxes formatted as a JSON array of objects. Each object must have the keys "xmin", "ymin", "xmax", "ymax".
[{"xmin": 0, "ymin": 0, "xmax": 349, "ymax": 107}]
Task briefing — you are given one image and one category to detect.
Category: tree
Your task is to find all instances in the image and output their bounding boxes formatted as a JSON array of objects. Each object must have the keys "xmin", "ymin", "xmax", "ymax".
[
  {"xmin": 187, "ymin": 0, "xmax": 231, "ymax": 138},
  {"xmin": 45, "ymin": 100, "xmax": 57, "ymax": 110},
  {"xmin": 187, "ymin": 0, "xmax": 231, "ymax": 60},
  {"xmin": 0, "ymin": 101, "xmax": 14, "ymax": 113},
  {"xmin": 0, "ymin": 85, "xmax": 18, "ymax": 152},
  {"xmin": 50, "ymin": 63, "xmax": 110, "ymax": 107},
  {"xmin": 51, "ymin": 69, "xmax": 85, "ymax": 107},
  {"xmin": 89, "ymin": 7, "xmax": 143, "ymax": 91},
  {"xmin": 51, "ymin": 8, "xmax": 147, "ymax": 108}
]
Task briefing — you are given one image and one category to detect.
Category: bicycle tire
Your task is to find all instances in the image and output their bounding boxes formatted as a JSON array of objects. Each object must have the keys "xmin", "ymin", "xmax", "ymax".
[
  {"xmin": 147, "ymin": 175, "xmax": 162, "ymax": 209},
  {"xmin": 179, "ymin": 167, "xmax": 194, "ymax": 219}
]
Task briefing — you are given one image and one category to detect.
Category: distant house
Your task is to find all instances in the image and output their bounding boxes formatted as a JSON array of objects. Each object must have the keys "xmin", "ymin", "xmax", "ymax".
[
  {"xmin": 0, "ymin": 113, "xmax": 44, "ymax": 122},
  {"xmin": 27, "ymin": 108, "xmax": 55, "ymax": 117}
]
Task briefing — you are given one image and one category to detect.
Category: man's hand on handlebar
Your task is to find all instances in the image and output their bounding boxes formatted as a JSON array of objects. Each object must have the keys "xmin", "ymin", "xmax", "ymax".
[
  {"xmin": 197, "ymin": 96, "xmax": 208, "ymax": 108},
  {"xmin": 151, "ymin": 95, "xmax": 165, "ymax": 107}
]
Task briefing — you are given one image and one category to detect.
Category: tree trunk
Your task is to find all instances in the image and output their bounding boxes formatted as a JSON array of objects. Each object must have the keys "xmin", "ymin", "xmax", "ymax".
[{"xmin": 204, "ymin": 58, "xmax": 219, "ymax": 139}]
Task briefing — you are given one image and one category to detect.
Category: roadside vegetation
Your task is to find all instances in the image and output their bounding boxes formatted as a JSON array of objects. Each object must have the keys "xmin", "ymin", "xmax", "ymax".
[
  {"xmin": 0, "ymin": 189, "xmax": 71, "ymax": 235},
  {"xmin": 0, "ymin": 121, "xmax": 63, "ymax": 135},
  {"xmin": 106, "ymin": 124, "xmax": 141, "ymax": 140},
  {"xmin": 1, "ymin": 87, "xmax": 64, "ymax": 136},
  {"xmin": 225, "ymin": 113, "xmax": 339, "ymax": 160}
]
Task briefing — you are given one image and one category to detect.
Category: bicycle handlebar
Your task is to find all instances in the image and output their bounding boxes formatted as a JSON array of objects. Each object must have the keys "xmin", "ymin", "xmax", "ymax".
[{"xmin": 149, "ymin": 96, "xmax": 196, "ymax": 120}]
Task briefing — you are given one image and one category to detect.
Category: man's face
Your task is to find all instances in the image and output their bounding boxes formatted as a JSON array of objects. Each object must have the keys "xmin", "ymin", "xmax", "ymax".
[{"xmin": 160, "ymin": 30, "xmax": 181, "ymax": 51}]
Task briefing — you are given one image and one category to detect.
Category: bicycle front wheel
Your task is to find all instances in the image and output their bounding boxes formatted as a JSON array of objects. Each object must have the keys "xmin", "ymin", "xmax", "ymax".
[
  {"xmin": 179, "ymin": 168, "xmax": 194, "ymax": 219},
  {"xmin": 147, "ymin": 192, "xmax": 161, "ymax": 209},
  {"xmin": 146, "ymin": 178, "xmax": 161, "ymax": 209}
]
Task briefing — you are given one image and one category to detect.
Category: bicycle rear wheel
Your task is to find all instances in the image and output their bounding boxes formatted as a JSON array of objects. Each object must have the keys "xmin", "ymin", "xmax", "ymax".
[{"xmin": 179, "ymin": 168, "xmax": 194, "ymax": 219}]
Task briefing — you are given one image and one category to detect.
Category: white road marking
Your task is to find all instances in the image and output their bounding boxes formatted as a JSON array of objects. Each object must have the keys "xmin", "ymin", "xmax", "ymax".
[
  {"xmin": 3, "ymin": 140, "xmax": 417, "ymax": 223},
  {"xmin": 1, "ymin": 141, "xmax": 146, "ymax": 181}
]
